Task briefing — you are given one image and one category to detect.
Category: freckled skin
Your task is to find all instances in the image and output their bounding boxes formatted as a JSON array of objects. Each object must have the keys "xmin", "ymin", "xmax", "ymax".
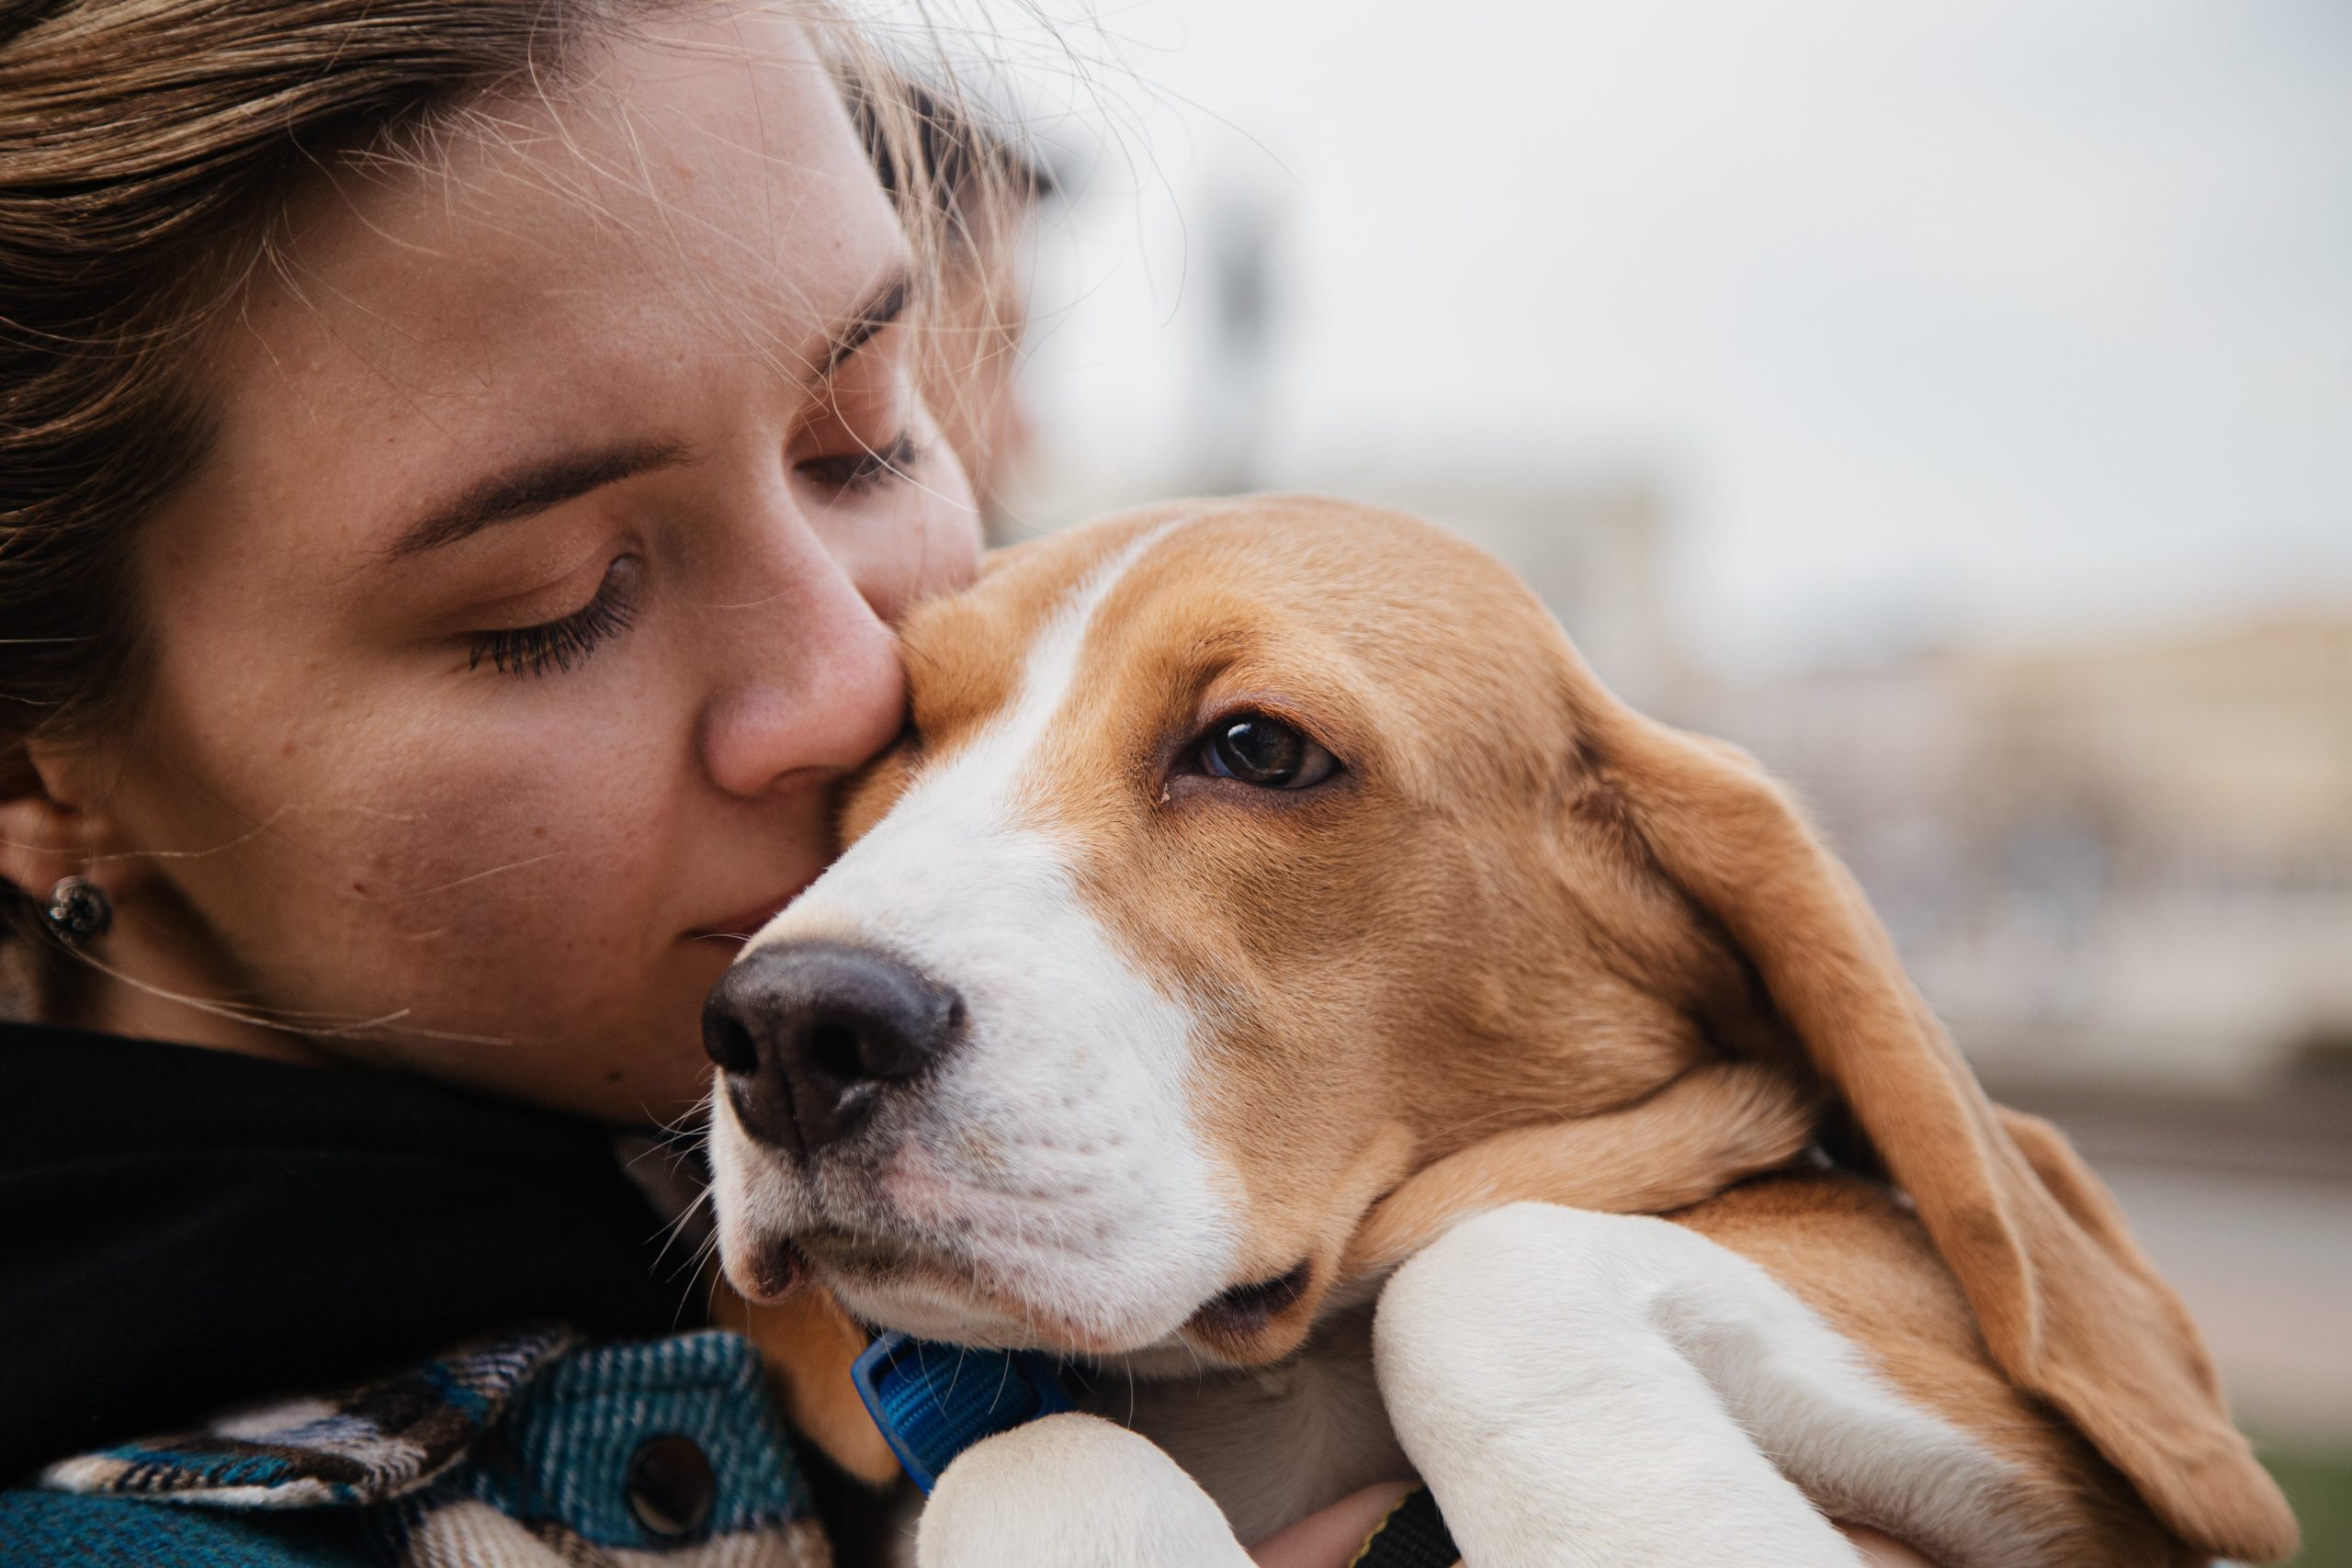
[{"xmin": 18, "ymin": 12, "xmax": 979, "ymax": 1122}]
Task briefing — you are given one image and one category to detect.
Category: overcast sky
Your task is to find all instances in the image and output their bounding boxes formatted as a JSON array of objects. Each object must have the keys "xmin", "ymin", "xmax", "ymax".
[{"xmin": 940, "ymin": 0, "xmax": 2352, "ymax": 671}]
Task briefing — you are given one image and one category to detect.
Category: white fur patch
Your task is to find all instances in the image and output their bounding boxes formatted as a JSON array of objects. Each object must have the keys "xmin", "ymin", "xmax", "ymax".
[{"xmin": 710, "ymin": 519, "xmax": 1240, "ymax": 1351}]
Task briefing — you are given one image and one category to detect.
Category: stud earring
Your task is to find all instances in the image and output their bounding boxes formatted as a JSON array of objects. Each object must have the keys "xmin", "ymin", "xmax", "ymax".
[{"xmin": 42, "ymin": 876, "xmax": 112, "ymax": 948}]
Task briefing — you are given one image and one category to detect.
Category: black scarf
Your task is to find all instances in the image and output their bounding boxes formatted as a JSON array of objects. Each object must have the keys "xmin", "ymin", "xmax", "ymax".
[{"xmin": 0, "ymin": 1022, "xmax": 704, "ymax": 1483}]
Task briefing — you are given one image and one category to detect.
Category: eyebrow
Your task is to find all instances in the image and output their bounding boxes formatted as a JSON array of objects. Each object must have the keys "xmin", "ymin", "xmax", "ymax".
[
  {"xmin": 386, "ymin": 269, "xmax": 916, "ymax": 560},
  {"xmin": 822, "ymin": 271, "xmax": 913, "ymax": 376},
  {"xmin": 388, "ymin": 440, "xmax": 691, "ymax": 559}
]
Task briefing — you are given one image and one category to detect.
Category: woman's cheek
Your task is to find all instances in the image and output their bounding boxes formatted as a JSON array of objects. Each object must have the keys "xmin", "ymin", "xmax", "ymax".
[
  {"xmin": 362, "ymin": 710, "xmax": 671, "ymax": 953},
  {"xmin": 218, "ymin": 687, "xmax": 676, "ymax": 1041}
]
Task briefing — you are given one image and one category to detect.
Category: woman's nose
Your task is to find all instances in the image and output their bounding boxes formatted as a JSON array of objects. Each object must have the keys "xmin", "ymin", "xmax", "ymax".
[{"xmin": 698, "ymin": 527, "xmax": 906, "ymax": 800}]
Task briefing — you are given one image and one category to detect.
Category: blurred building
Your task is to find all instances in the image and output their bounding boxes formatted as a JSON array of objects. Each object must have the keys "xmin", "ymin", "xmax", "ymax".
[{"xmin": 1698, "ymin": 615, "xmax": 2352, "ymax": 1091}]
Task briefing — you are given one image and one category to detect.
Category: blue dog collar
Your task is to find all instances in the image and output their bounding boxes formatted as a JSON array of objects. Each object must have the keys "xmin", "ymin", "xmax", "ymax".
[
  {"xmin": 849, "ymin": 1331, "xmax": 1075, "ymax": 1495},
  {"xmin": 850, "ymin": 1330, "xmax": 1460, "ymax": 1567}
]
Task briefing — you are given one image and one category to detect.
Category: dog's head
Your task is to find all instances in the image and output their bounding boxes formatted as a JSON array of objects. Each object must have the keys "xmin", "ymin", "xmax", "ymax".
[
  {"xmin": 705, "ymin": 499, "xmax": 1723, "ymax": 1359},
  {"xmin": 705, "ymin": 496, "xmax": 2292, "ymax": 1562}
]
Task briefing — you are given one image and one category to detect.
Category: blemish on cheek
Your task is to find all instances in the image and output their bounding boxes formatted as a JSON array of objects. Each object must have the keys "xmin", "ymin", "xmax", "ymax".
[
  {"xmin": 352, "ymin": 882, "xmax": 369, "ymax": 897},
  {"xmin": 604, "ymin": 1068, "xmax": 624, "ymax": 1084},
  {"xmin": 532, "ymin": 826, "xmax": 548, "ymax": 840}
]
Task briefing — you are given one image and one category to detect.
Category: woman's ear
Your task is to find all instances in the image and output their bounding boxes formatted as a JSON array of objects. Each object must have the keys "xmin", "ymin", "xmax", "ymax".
[
  {"xmin": 1578, "ymin": 699, "xmax": 2298, "ymax": 1565},
  {"xmin": 0, "ymin": 739, "xmax": 102, "ymax": 904}
]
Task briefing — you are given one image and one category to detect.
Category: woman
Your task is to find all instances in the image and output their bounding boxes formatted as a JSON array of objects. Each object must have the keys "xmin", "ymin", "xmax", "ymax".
[{"xmin": 0, "ymin": 2, "xmax": 1933, "ymax": 1562}]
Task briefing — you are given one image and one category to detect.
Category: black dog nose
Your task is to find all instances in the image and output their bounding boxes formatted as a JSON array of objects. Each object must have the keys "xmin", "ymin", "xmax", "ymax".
[{"xmin": 703, "ymin": 941, "xmax": 965, "ymax": 1156}]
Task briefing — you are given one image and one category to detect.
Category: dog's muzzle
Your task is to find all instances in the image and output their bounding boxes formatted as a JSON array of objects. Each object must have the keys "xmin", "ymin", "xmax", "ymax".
[{"xmin": 703, "ymin": 940, "xmax": 966, "ymax": 1157}]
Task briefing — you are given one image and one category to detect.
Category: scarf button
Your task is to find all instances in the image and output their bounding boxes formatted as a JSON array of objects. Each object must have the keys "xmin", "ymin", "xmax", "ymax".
[{"xmin": 627, "ymin": 1432, "xmax": 718, "ymax": 1539}]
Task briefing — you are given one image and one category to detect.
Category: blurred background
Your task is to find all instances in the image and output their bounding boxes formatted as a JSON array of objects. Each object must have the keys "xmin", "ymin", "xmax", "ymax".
[{"xmin": 901, "ymin": 0, "xmax": 2351, "ymax": 1556}]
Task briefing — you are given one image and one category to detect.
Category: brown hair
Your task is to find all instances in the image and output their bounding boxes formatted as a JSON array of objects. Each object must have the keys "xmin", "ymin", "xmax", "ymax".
[{"xmin": 0, "ymin": 0, "xmax": 1034, "ymax": 1012}]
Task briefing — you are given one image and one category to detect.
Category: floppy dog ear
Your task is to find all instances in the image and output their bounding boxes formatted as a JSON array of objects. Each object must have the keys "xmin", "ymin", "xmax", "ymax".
[
  {"xmin": 1588, "ymin": 703, "xmax": 2298, "ymax": 1564},
  {"xmin": 712, "ymin": 1283, "xmax": 899, "ymax": 1486}
]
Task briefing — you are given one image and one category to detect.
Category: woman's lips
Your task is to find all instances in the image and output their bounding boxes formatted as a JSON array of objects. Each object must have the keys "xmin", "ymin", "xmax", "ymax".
[{"xmin": 688, "ymin": 894, "xmax": 799, "ymax": 944}]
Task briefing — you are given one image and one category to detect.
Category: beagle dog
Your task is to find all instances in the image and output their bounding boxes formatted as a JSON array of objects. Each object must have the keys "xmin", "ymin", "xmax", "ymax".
[{"xmin": 702, "ymin": 497, "xmax": 2297, "ymax": 1567}]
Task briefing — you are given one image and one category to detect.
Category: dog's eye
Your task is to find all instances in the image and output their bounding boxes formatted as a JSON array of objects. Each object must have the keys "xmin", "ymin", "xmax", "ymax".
[{"xmin": 1199, "ymin": 714, "xmax": 1339, "ymax": 789}]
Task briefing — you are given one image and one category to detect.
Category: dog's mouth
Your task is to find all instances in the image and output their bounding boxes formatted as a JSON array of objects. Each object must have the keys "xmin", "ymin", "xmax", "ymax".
[
  {"xmin": 754, "ymin": 1222, "xmax": 1321, "ymax": 1364},
  {"xmin": 773, "ymin": 1225, "xmax": 1125, "ymax": 1351},
  {"xmin": 728, "ymin": 1234, "xmax": 810, "ymax": 1304},
  {"xmin": 787, "ymin": 1226, "xmax": 921, "ymax": 1285},
  {"xmin": 729, "ymin": 1224, "xmax": 937, "ymax": 1308},
  {"xmin": 1183, "ymin": 1261, "xmax": 1314, "ymax": 1347}
]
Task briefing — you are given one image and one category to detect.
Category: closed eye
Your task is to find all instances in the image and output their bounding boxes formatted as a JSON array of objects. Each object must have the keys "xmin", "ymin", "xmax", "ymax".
[
  {"xmin": 797, "ymin": 429, "xmax": 922, "ymax": 495},
  {"xmin": 468, "ymin": 554, "xmax": 641, "ymax": 677}
]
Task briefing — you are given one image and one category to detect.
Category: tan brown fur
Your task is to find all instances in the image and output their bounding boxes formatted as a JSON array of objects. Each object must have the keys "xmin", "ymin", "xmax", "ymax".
[
  {"xmin": 1340, "ymin": 1060, "xmax": 1817, "ymax": 1279},
  {"xmin": 765, "ymin": 495, "xmax": 2295, "ymax": 1562},
  {"xmin": 717, "ymin": 1282, "xmax": 901, "ymax": 1485}
]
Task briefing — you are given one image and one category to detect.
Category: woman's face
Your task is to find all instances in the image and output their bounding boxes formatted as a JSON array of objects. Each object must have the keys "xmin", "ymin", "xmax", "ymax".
[{"xmin": 73, "ymin": 12, "xmax": 979, "ymax": 1121}]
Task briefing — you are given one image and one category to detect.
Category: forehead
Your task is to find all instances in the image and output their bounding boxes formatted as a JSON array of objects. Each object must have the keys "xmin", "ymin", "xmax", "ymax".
[
  {"xmin": 902, "ymin": 501, "xmax": 1579, "ymax": 781},
  {"xmin": 182, "ymin": 10, "xmax": 896, "ymax": 573}
]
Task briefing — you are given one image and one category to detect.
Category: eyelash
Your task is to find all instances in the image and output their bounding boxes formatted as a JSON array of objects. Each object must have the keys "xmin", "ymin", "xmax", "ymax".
[
  {"xmin": 460, "ymin": 424, "xmax": 916, "ymax": 681},
  {"xmin": 469, "ymin": 558, "xmax": 639, "ymax": 678},
  {"xmin": 798, "ymin": 429, "xmax": 922, "ymax": 494}
]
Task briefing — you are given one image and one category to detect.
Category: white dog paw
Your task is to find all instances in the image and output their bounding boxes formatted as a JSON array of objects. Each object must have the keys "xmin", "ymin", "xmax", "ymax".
[
  {"xmin": 916, "ymin": 1413, "xmax": 1254, "ymax": 1568},
  {"xmin": 1374, "ymin": 1202, "xmax": 1871, "ymax": 1568}
]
